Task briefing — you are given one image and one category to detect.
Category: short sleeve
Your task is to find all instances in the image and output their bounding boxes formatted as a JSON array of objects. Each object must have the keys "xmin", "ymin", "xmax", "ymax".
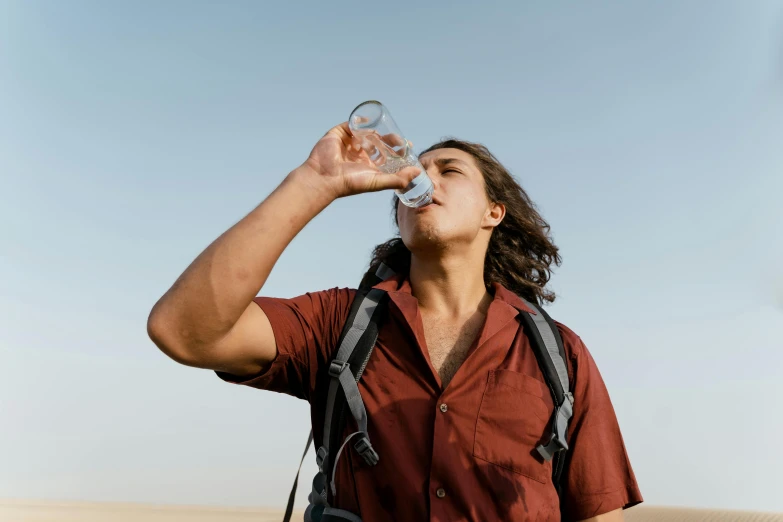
[
  {"xmin": 215, "ymin": 287, "xmax": 356, "ymax": 402},
  {"xmin": 558, "ymin": 329, "xmax": 644, "ymax": 521}
]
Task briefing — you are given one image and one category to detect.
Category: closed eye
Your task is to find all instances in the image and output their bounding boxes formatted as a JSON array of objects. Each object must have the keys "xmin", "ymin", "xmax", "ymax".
[{"xmin": 442, "ymin": 169, "xmax": 460, "ymax": 175}]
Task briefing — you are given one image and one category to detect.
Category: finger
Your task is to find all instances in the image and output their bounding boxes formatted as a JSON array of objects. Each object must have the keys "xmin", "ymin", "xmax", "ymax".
[
  {"xmin": 350, "ymin": 135, "xmax": 379, "ymax": 159},
  {"xmin": 396, "ymin": 165, "xmax": 423, "ymax": 186},
  {"xmin": 380, "ymin": 133, "xmax": 407, "ymax": 149},
  {"xmin": 326, "ymin": 122, "xmax": 353, "ymax": 147},
  {"xmin": 352, "ymin": 165, "xmax": 424, "ymax": 194},
  {"xmin": 362, "ymin": 139, "xmax": 379, "ymax": 159},
  {"xmin": 366, "ymin": 172, "xmax": 411, "ymax": 192},
  {"xmin": 351, "ymin": 115, "xmax": 371, "ymax": 127}
]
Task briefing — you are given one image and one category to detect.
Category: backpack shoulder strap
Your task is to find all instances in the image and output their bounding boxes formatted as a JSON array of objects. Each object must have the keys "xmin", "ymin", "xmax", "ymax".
[
  {"xmin": 319, "ymin": 285, "xmax": 388, "ymax": 474},
  {"xmin": 517, "ymin": 297, "xmax": 573, "ymax": 492},
  {"xmin": 283, "ymin": 264, "xmax": 394, "ymax": 522}
]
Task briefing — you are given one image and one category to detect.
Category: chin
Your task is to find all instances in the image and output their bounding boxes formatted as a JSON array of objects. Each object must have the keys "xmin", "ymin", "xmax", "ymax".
[{"xmin": 402, "ymin": 225, "xmax": 451, "ymax": 253}]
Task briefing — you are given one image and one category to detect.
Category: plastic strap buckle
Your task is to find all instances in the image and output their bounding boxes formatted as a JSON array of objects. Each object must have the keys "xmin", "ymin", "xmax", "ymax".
[
  {"xmin": 353, "ymin": 435, "xmax": 379, "ymax": 466},
  {"xmin": 316, "ymin": 446, "xmax": 329, "ymax": 472},
  {"xmin": 536, "ymin": 434, "xmax": 567, "ymax": 461},
  {"xmin": 329, "ymin": 360, "xmax": 350, "ymax": 378},
  {"xmin": 536, "ymin": 428, "xmax": 569, "ymax": 457},
  {"xmin": 536, "ymin": 397, "xmax": 573, "ymax": 461}
]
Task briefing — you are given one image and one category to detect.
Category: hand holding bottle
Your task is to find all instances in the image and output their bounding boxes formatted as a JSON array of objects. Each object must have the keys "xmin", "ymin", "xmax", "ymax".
[{"xmin": 300, "ymin": 122, "xmax": 422, "ymax": 201}]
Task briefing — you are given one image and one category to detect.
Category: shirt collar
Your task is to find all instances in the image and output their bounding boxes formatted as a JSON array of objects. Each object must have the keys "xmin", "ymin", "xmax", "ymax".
[{"xmin": 372, "ymin": 273, "xmax": 536, "ymax": 315}]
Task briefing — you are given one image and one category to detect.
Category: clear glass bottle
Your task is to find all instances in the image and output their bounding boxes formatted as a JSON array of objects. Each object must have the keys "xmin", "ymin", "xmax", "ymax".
[{"xmin": 348, "ymin": 100, "xmax": 434, "ymax": 208}]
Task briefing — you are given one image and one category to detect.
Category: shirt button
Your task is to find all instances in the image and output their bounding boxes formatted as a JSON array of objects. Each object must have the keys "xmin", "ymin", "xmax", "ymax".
[
  {"xmin": 439, "ymin": 403, "xmax": 448, "ymax": 413},
  {"xmin": 436, "ymin": 488, "xmax": 446, "ymax": 498}
]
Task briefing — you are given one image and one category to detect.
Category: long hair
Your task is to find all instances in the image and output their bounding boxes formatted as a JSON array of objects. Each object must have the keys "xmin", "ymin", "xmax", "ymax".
[{"xmin": 360, "ymin": 139, "xmax": 562, "ymax": 305}]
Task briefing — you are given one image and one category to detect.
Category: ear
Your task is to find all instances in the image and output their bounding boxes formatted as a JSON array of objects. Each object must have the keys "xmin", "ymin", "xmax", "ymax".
[{"xmin": 483, "ymin": 201, "xmax": 506, "ymax": 228}]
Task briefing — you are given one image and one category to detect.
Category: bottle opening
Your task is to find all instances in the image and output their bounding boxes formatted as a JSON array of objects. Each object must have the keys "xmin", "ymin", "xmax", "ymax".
[{"xmin": 349, "ymin": 100, "xmax": 384, "ymax": 130}]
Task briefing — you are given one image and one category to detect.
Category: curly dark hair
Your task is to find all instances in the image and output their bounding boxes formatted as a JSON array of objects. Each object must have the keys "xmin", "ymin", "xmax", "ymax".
[{"xmin": 360, "ymin": 139, "xmax": 562, "ymax": 305}]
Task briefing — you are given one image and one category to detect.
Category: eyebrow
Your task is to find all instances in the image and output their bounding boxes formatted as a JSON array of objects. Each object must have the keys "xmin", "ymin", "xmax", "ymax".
[{"xmin": 421, "ymin": 157, "xmax": 471, "ymax": 170}]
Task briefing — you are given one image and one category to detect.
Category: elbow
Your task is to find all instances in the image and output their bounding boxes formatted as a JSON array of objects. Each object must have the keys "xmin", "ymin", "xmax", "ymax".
[{"xmin": 146, "ymin": 305, "xmax": 203, "ymax": 367}]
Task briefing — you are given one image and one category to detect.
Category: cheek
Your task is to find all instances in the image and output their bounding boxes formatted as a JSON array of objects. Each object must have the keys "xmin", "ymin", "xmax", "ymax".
[
  {"xmin": 449, "ymin": 180, "xmax": 485, "ymax": 207},
  {"xmin": 453, "ymin": 193, "xmax": 486, "ymax": 220}
]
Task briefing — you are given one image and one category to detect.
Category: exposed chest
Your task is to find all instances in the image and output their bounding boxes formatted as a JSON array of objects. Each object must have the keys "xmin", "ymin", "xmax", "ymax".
[{"xmin": 421, "ymin": 313, "xmax": 485, "ymax": 388}]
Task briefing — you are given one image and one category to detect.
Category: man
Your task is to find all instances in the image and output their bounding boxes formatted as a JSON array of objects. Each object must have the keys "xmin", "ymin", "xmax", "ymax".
[{"xmin": 148, "ymin": 122, "xmax": 643, "ymax": 521}]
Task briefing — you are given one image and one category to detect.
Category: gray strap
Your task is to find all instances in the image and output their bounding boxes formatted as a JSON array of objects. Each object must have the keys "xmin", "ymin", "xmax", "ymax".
[
  {"xmin": 319, "ymin": 289, "xmax": 385, "ymax": 469},
  {"xmin": 334, "ymin": 289, "xmax": 385, "ymax": 362},
  {"xmin": 320, "ymin": 376, "xmax": 340, "ymax": 469},
  {"xmin": 323, "ymin": 507, "xmax": 364, "ymax": 522},
  {"xmin": 335, "ymin": 363, "xmax": 369, "ymax": 432},
  {"xmin": 521, "ymin": 298, "xmax": 570, "ymax": 394},
  {"xmin": 305, "ymin": 283, "xmax": 389, "ymax": 520},
  {"xmin": 318, "ymin": 361, "xmax": 371, "ymax": 471},
  {"xmin": 555, "ymin": 397, "xmax": 573, "ymax": 445},
  {"xmin": 374, "ymin": 262, "xmax": 395, "ymax": 281},
  {"xmin": 521, "ymin": 298, "xmax": 575, "ymax": 462},
  {"xmin": 330, "ymin": 430, "xmax": 366, "ymax": 496}
]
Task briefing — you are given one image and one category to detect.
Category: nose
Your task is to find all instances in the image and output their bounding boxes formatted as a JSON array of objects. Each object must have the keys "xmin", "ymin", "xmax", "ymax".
[
  {"xmin": 431, "ymin": 176, "xmax": 441, "ymax": 193},
  {"xmin": 425, "ymin": 167, "xmax": 441, "ymax": 191}
]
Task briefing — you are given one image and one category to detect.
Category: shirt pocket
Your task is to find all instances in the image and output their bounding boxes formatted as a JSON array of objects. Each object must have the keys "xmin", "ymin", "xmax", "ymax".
[{"xmin": 473, "ymin": 369, "xmax": 553, "ymax": 484}]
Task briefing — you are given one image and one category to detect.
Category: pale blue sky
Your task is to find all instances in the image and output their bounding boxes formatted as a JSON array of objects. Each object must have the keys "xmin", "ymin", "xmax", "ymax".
[{"xmin": 1, "ymin": 0, "xmax": 782, "ymax": 513}]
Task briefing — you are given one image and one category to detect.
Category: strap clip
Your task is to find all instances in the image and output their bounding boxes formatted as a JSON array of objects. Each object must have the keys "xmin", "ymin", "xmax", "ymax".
[
  {"xmin": 354, "ymin": 435, "xmax": 379, "ymax": 466},
  {"xmin": 536, "ymin": 431, "xmax": 568, "ymax": 461},
  {"xmin": 316, "ymin": 446, "xmax": 329, "ymax": 472},
  {"xmin": 329, "ymin": 360, "xmax": 350, "ymax": 378},
  {"xmin": 536, "ymin": 393, "xmax": 574, "ymax": 461}
]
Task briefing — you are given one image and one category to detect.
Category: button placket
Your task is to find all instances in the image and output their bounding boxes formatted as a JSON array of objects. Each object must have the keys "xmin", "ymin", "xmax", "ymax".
[{"xmin": 431, "ymin": 395, "xmax": 451, "ymax": 515}]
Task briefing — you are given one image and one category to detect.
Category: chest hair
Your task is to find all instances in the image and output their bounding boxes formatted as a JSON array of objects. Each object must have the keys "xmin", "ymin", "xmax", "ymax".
[{"xmin": 422, "ymin": 313, "xmax": 485, "ymax": 389}]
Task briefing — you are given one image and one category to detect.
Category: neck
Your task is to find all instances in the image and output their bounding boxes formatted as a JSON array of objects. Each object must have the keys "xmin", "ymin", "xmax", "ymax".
[{"xmin": 408, "ymin": 249, "xmax": 492, "ymax": 318}]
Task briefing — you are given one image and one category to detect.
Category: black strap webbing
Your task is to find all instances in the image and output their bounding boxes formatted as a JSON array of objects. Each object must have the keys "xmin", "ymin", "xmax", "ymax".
[{"xmin": 282, "ymin": 430, "xmax": 313, "ymax": 522}]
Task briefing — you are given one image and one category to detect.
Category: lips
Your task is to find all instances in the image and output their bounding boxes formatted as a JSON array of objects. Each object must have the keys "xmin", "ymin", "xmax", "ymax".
[
  {"xmin": 415, "ymin": 201, "xmax": 439, "ymax": 213},
  {"xmin": 412, "ymin": 195, "xmax": 440, "ymax": 212}
]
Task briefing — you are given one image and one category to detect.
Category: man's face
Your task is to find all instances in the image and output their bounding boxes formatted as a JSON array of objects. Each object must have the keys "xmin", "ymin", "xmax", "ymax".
[{"xmin": 397, "ymin": 147, "xmax": 503, "ymax": 254}]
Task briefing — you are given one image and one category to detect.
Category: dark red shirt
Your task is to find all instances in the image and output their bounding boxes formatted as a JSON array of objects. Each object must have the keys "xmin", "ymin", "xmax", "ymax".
[{"xmin": 218, "ymin": 275, "xmax": 643, "ymax": 521}]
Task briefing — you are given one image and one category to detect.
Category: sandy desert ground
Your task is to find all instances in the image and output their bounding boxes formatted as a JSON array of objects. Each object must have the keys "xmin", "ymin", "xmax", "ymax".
[
  {"xmin": 1, "ymin": 500, "xmax": 782, "ymax": 522},
  {"xmin": 0, "ymin": 500, "xmax": 303, "ymax": 522}
]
